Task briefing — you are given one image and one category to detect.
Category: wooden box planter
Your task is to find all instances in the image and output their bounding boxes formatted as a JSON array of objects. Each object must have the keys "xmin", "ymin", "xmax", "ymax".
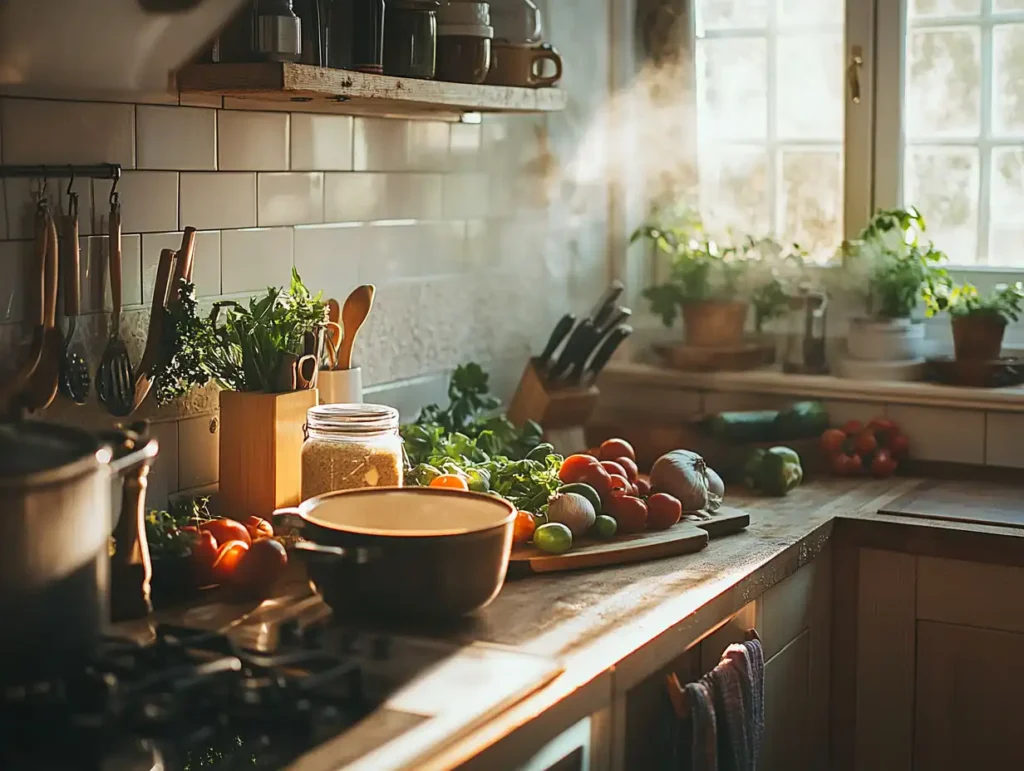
[{"xmin": 219, "ymin": 389, "xmax": 318, "ymax": 518}]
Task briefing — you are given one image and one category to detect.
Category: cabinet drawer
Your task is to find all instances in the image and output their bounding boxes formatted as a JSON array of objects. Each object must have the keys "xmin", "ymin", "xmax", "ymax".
[
  {"xmin": 761, "ymin": 560, "xmax": 816, "ymax": 661},
  {"xmin": 917, "ymin": 556, "xmax": 1024, "ymax": 634}
]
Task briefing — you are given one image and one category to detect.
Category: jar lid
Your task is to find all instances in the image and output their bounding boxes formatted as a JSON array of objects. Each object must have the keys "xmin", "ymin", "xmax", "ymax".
[
  {"xmin": 0, "ymin": 422, "xmax": 109, "ymax": 482},
  {"xmin": 306, "ymin": 403, "xmax": 400, "ymax": 436},
  {"xmin": 438, "ymin": 23, "xmax": 494, "ymax": 38}
]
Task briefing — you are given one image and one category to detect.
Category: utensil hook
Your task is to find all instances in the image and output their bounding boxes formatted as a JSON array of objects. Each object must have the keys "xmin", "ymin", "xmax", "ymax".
[
  {"xmin": 109, "ymin": 166, "xmax": 121, "ymax": 209},
  {"xmin": 66, "ymin": 170, "xmax": 79, "ymax": 218},
  {"xmin": 32, "ymin": 174, "xmax": 50, "ymax": 209}
]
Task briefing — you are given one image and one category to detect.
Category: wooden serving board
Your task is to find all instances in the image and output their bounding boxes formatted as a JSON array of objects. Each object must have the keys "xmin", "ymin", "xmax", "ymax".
[
  {"xmin": 509, "ymin": 524, "xmax": 709, "ymax": 575},
  {"xmin": 878, "ymin": 481, "xmax": 1024, "ymax": 530},
  {"xmin": 685, "ymin": 506, "xmax": 751, "ymax": 539}
]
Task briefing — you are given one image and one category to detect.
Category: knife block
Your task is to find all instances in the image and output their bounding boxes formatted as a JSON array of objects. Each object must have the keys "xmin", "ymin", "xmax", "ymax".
[{"xmin": 507, "ymin": 359, "xmax": 599, "ymax": 455}]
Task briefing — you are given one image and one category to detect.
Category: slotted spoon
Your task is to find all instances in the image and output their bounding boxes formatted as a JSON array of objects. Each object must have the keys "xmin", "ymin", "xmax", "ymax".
[
  {"xmin": 59, "ymin": 194, "xmax": 91, "ymax": 404},
  {"xmin": 97, "ymin": 197, "xmax": 136, "ymax": 416}
]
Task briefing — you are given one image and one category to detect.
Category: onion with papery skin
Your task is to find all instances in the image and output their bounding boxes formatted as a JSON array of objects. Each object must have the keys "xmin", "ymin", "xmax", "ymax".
[
  {"xmin": 649, "ymin": 450, "xmax": 710, "ymax": 514},
  {"xmin": 706, "ymin": 467, "xmax": 725, "ymax": 512}
]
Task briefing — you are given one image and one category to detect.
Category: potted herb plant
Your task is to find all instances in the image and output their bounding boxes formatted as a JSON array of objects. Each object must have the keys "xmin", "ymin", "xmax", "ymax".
[
  {"xmin": 839, "ymin": 208, "xmax": 947, "ymax": 362},
  {"xmin": 634, "ymin": 206, "xmax": 804, "ymax": 347},
  {"xmin": 926, "ymin": 280, "xmax": 1024, "ymax": 361}
]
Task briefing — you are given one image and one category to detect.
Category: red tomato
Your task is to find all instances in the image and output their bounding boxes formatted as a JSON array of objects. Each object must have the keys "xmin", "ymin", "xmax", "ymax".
[
  {"xmin": 231, "ymin": 538, "xmax": 288, "ymax": 597},
  {"xmin": 512, "ymin": 511, "xmax": 537, "ymax": 544},
  {"xmin": 600, "ymin": 460, "xmax": 628, "ymax": 479},
  {"xmin": 842, "ymin": 420, "xmax": 864, "ymax": 435},
  {"xmin": 608, "ymin": 495, "xmax": 648, "ymax": 534},
  {"xmin": 830, "ymin": 452, "xmax": 862, "ymax": 477},
  {"xmin": 430, "ymin": 474, "xmax": 469, "ymax": 491},
  {"xmin": 646, "ymin": 493, "xmax": 682, "ymax": 530},
  {"xmin": 607, "ymin": 474, "xmax": 630, "ymax": 497},
  {"xmin": 192, "ymin": 529, "xmax": 218, "ymax": 562},
  {"xmin": 577, "ymin": 463, "xmax": 613, "ymax": 502},
  {"xmin": 845, "ymin": 453, "xmax": 864, "ymax": 475},
  {"xmin": 868, "ymin": 417, "xmax": 897, "ymax": 432},
  {"xmin": 558, "ymin": 454, "xmax": 601, "ymax": 484},
  {"xmin": 871, "ymin": 449, "xmax": 898, "ymax": 478},
  {"xmin": 211, "ymin": 540, "xmax": 249, "ymax": 584},
  {"xmin": 635, "ymin": 477, "xmax": 651, "ymax": 497},
  {"xmin": 820, "ymin": 428, "xmax": 848, "ymax": 457},
  {"xmin": 852, "ymin": 429, "xmax": 878, "ymax": 456},
  {"xmin": 614, "ymin": 456, "xmax": 639, "ymax": 483},
  {"xmin": 244, "ymin": 515, "xmax": 274, "ymax": 540},
  {"xmin": 889, "ymin": 433, "xmax": 910, "ymax": 460},
  {"xmin": 201, "ymin": 518, "xmax": 252, "ymax": 548},
  {"xmin": 598, "ymin": 438, "xmax": 636, "ymax": 462}
]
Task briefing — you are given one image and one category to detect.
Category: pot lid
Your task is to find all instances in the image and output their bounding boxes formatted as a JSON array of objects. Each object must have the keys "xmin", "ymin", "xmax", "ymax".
[{"xmin": 0, "ymin": 422, "xmax": 108, "ymax": 478}]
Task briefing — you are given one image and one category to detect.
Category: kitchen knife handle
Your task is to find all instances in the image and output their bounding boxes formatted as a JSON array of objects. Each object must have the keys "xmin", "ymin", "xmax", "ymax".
[
  {"xmin": 548, "ymin": 320, "xmax": 594, "ymax": 382},
  {"xmin": 539, "ymin": 313, "xmax": 576, "ymax": 365},
  {"xmin": 587, "ymin": 280, "xmax": 625, "ymax": 321},
  {"xmin": 586, "ymin": 325, "xmax": 633, "ymax": 381}
]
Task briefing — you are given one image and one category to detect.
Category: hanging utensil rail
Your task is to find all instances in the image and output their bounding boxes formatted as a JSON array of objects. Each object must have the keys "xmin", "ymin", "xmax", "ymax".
[{"xmin": 0, "ymin": 163, "xmax": 122, "ymax": 181}]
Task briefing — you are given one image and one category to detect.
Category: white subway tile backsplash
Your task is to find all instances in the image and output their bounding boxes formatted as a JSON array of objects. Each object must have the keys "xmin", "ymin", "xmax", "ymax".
[
  {"xmin": 4, "ymin": 175, "xmax": 94, "ymax": 239},
  {"xmin": 220, "ymin": 227, "xmax": 293, "ymax": 294},
  {"xmin": 147, "ymin": 421, "xmax": 179, "ymax": 511},
  {"xmin": 94, "ymin": 172, "xmax": 179, "ymax": 234},
  {"xmin": 0, "ymin": 99, "xmax": 135, "ymax": 167},
  {"xmin": 178, "ymin": 92, "xmax": 224, "ymax": 109},
  {"xmin": 293, "ymin": 225, "xmax": 362, "ymax": 300},
  {"xmin": 0, "ymin": 240, "xmax": 28, "ymax": 323},
  {"xmin": 218, "ymin": 111, "xmax": 290, "ymax": 171},
  {"xmin": 291, "ymin": 114, "xmax": 353, "ymax": 171},
  {"xmin": 257, "ymin": 172, "xmax": 324, "ymax": 226},
  {"xmin": 985, "ymin": 412, "xmax": 1024, "ymax": 468},
  {"xmin": 177, "ymin": 413, "xmax": 219, "ymax": 489},
  {"xmin": 358, "ymin": 221, "xmax": 465, "ymax": 284},
  {"xmin": 443, "ymin": 173, "xmax": 489, "ymax": 218},
  {"xmin": 323, "ymin": 172, "xmax": 442, "ymax": 222},
  {"xmin": 449, "ymin": 123, "xmax": 483, "ymax": 171},
  {"xmin": 137, "ymin": 105, "xmax": 217, "ymax": 170},
  {"xmin": 353, "ymin": 118, "xmax": 449, "ymax": 172},
  {"xmin": 885, "ymin": 404, "xmax": 985, "ymax": 464},
  {"xmin": 179, "ymin": 173, "xmax": 256, "ymax": 230},
  {"xmin": 141, "ymin": 230, "xmax": 222, "ymax": 300},
  {"xmin": 79, "ymin": 234, "xmax": 143, "ymax": 312}
]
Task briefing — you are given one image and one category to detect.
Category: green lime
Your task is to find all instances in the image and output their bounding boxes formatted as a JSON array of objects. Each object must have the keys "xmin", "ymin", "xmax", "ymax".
[
  {"xmin": 557, "ymin": 482, "xmax": 602, "ymax": 513},
  {"xmin": 592, "ymin": 515, "xmax": 617, "ymax": 540},
  {"xmin": 534, "ymin": 523, "xmax": 573, "ymax": 554}
]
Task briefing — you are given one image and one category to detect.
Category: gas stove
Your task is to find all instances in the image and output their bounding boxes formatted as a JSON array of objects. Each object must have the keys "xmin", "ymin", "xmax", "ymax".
[{"xmin": 0, "ymin": 598, "xmax": 560, "ymax": 771}]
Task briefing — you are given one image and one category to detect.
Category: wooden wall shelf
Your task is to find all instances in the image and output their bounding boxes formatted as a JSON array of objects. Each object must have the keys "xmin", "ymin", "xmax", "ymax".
[{"xmin": 178, "ymin": 63, "xmax": 567, "ymax": 120}]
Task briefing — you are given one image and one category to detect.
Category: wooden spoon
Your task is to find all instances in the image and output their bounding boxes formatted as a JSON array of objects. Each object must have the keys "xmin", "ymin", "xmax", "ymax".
[
  {"xmin": 337, "ymin": 285, "xmax": 374, "ymax": 371},
  {"xmin": 24, "ymin": 206, "xmax": 63, "ymax": 413}
]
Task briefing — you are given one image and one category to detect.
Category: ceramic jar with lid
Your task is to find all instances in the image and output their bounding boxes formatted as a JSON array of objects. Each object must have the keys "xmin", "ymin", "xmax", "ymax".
[
  {"xmin": 383, "ymin": 0, "xmax": 442, "ymax": 79},
  {"xmin": 436, "ymin": 1, "xmax": 493, "ymax": 83}
]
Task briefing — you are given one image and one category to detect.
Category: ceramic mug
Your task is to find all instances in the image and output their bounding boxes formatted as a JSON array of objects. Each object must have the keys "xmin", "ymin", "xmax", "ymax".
[{"xmin": 485, "ymin": 41, "xmax": 562, "ymax": 87}]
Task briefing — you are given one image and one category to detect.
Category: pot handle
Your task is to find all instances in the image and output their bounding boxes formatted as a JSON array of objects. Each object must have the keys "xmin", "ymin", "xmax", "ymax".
[
  {"xmin": 291, "ymin": 540, "xmax": 377, "ymax": 565},
  {"xmin": 273, "ymin": 507, "xmax": 306, "ymax": 535}
]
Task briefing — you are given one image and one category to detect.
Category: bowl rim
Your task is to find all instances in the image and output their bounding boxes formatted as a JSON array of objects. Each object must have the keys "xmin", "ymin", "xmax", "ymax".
[{"xmin": 298, "ymin": 486, "xmax": 517, "ymax": 537}]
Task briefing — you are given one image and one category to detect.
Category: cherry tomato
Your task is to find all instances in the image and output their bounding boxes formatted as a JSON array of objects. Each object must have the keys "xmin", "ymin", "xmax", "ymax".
[
  {"xmin": 558, "ymin": 454, "xmax": 601, "ymax": 484},
  {"xmin": 577, "ymin": 463, "xmax": 613, "ymax": 503},
  {"xmin": 635, "ymin": 477, "xmax": 651, "ymax": 497},
  {"xmin": 201, "ymin": 518, "xmax": 252, "ymax": 548},
  {"xmin": 607, "ymin": 474, "xmax": 630, "ymax": 497},
  {"xmin": 614, "ymin": 456, "xmax": 639, "ymax": 483},
  {"xmin": 211, "ymin": 539, "xmax": 249, "ymax": 584},
  {"xmin": 871, "ymin": 448, "xmax": 898, "ymax": 478},
  {"xmin": 820, "ymin": 428, "xmax": 847, "ymax": 457},
  {"xmin": 842, "ymin": 420, "xmax": 864, "ymax": 435},
  {"xmin": 889, "ymin": 432, "xmax": 910, "ymax": 460},
  {"xmin": 600, "ymin": 460, "xmax": 628, "ymax": 479},
  {"xmin": 231, "ymin": 538, "xmax": 288, "ymax": 597},
  {"xmin": 598, "ymin": 438, "xmax": 636, "ymax": 462},
  {"xmin": 244, "ymin": 515, "xmax": 274, "ymax": 541},
  {"xmin": 845, "ymin": 453, "xmax": 864, "ymax": 475},
  {"xmin": 830, "ymin": 452, "xmax": 861, "ymax": 477},
  {"xmin": 852, "ymin": 429, "xmax": 878, "ymax": 456},
  {"xmin": 429, "ymin": 474, "xmax": 469, "ymax": 491},
  {"xmin": 512, "ymin": 510, "xmax": 537, "ymax": 544},
  {"xmin": 607, "ymin": 495, "xmax": 648, "ymax": 534},
  {"xmin": 646, "ymin": 493, "xmax": 683, "ymax": 530}
]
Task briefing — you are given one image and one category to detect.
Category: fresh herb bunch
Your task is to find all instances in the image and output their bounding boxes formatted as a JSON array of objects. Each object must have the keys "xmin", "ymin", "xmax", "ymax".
[
  {"xmin": 634, "ymin": 205, "xmax": 806, "ymax": 329},
  {"xmin": 143, "ymin": 496, "xmax": 213, "ymax": 559},
  {"xmin": 840, "ymin": 207, "xmax": 948, "ymax": 319},
  {"xmin": 153, "ymin": 280, "xmax": 221, "ymax": 405},
  {"xmin": 926, "ymin": 280, "xmax": 1024, "ymax": 323}
]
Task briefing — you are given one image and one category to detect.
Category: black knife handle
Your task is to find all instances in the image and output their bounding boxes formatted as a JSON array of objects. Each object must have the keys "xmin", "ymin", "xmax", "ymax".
[
  {"xmin": 596, "ymin": 307, "xmax": 632, "ymax": 337},
  {"xmin": 587, "ymin": 281, "xmax": 625, "ymax": 323},
  {"xmin": 548, "ymin": 320, "xmax": 594, "ymax": 382},
  {"xmin": 586, "ymin": 325, "xmax": 632, "ymax": 381},
  {"xmin": 539, "ymin": 313, "xmax": 576, "ymax": 366}
]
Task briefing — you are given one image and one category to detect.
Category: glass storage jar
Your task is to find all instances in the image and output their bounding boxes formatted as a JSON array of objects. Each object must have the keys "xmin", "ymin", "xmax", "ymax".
[{"xmin": 301, "ymin": 403, "xmax": 403, "ymax": 500}]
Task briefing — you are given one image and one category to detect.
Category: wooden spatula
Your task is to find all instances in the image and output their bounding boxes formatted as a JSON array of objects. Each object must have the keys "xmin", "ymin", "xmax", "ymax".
[{"xmin": 337, "ymin": 285, "xmax": 375, "ymax": 371}]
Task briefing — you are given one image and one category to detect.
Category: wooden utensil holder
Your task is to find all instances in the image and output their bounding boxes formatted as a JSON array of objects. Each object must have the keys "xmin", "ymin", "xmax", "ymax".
[
  {"xmin": 507, "ymin": 359, "xmax": 599, "ymax": 455},
  {"xmin": 219, "ymin": 389, "xmax": 318, "ymax": 518}
]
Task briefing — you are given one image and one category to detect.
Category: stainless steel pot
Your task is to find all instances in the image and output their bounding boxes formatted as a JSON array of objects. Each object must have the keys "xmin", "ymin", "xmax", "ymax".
[{"xmin": 0, "ymin": 422, "xmax": 157, "ymax": 684}]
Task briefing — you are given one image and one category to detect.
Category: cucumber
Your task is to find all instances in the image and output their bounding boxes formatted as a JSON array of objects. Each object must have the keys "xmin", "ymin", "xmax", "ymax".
[
  {"xmin": 707, "ymin": 410, "xmax": 780, "ymax": 443},
  {"xmin": 556, "ymin": 483, "xmax": 602, "ymax": 513},
  {"xmin": 773, "ymin": 401, "xmax": 829, "ymax": 439}
]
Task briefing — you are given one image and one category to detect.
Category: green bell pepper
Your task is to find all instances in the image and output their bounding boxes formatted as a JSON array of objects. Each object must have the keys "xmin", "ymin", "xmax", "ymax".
[{"xmin": 743, "ymin": 446, "xmax": 804, "ymax": 496}]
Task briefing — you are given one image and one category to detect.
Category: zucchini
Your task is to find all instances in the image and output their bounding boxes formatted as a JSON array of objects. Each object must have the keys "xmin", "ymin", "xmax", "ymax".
[
  {"xmin": 707, "ymin": 410, "xmax": 780, "ymax": 443},
  {"xmin": 773, "ymin": 401, "xmax": 829, "ymax": 440}
]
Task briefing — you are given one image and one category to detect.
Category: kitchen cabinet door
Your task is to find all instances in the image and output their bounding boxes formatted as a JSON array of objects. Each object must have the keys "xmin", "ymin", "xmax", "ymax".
[
  {"xmin": 762, "ymin": 630, "xmax": 811, "ymax": 771},
  {"xmin": 914, "ymin": 621, "xmax": 1024, "ymax": 771}
]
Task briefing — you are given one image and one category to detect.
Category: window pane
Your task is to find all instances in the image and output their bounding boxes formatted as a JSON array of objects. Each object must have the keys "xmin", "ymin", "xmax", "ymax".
[
  {"xmin": 778, "ymin": 0, "xmax": 843, "ymax": 26},
  {"xmin": 697, "ymin": 38, "xmax": 768, "ymax": 141},
  {"xmin": 779, "ymin": 148, "xmax": 843, "ymax": 258},
  {"xmin": 993, "ymin": 25, "xmax": 1024, "ymax": 136},
  {"xmin": 990, "ymin": 148, "xmax": 1024, "ymax": 266},
  {"xmin": 700, "ymin": 148, "xmax": 771, "ymax": 237},
  {"xmin": 777, "ymin": 32, "xmax": 844, "ymax": 139},
  {"xmin": 906, "ymin": 27, "xmax": 981, "ymax": 139},
  {"xmin": 909, "ymin": 0, "xmax": 980, "ymax": 18},
  {"xmin": 904, "ymin": 147, "xmax": 980, "ymax": 262},
  {"xmin": 696, "ymin": 0, "xmax": 768, "ymax": 30},
  {"xmin": 995, "ymin": 0, "xmax": 1024, "ymax": 11}
]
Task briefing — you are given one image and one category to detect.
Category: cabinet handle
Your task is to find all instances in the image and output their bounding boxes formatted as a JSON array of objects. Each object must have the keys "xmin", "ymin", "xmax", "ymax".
[{"xmin": 848, "ymin": 45, "xmax": 864, "ymax": 105}]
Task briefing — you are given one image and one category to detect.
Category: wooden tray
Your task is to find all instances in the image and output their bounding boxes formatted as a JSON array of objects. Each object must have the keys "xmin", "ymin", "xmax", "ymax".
[
  {"xmin": 685, "ymin": 506, "xmax": 751, "ymax": 538},
  {"xmin": 653, "ymin": 341, "xmax": 775, "ymax": 372}
]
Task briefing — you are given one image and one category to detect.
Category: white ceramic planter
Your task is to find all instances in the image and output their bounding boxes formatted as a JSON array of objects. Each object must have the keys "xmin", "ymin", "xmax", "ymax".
[
  {"xmin": 836, "ymin": 356, "xmax": 926, "ymax": 382},
  {"xmin": 317, "ymin": 367, "xmax": 363, "ymax": 405},
  {"xmin": 846, "ymin": 317, "xmax": 925, "ymax": 362}
]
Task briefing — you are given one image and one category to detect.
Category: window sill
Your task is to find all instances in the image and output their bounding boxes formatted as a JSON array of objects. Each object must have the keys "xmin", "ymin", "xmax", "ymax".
[{"xmin": 601, "ymin": 361, "xmax": 1024, "ymax": 413}]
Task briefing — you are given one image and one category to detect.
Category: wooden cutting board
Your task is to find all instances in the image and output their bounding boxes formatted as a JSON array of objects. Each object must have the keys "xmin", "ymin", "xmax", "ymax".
[
  {"xmin": 878, "ymin": 481, "xmax": 1024, "ymax": 530},
  {"xmin": 685, "ymin": 506, "xmax": 751, "ymax": 538}
]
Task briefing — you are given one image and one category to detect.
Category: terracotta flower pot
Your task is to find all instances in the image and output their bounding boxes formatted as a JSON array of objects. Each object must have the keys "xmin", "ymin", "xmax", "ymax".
[
  {"xmin": 682, "ymin": 301, "xmax": 749, "ymax": 348},
  {"xmin": 951, "ymin": 315, "xmax": 1007, "ymax": 361}
]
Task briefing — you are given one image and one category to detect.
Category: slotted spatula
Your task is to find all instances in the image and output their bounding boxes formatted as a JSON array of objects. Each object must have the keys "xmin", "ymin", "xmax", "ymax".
[{"xmin": 97, "ymin": 197, "xmax": 136, "ymax": 417}]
